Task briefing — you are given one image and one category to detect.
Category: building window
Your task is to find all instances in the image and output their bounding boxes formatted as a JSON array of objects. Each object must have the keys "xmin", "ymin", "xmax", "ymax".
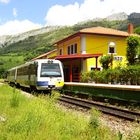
[
  {"xmin": 109, "ymin": 47, "xmax": 115, "ymax": 53},
  {"xmin": 68, "ymin": 46, "xmax": 70, "ymax": 55},
  {"xmin": 74, "ymin": 43, "xmax": 77, "ymax": 54},
  {"xmin": 71, "ymin": 45, "xmax": 73, "ymax": 54},
  {"xmin": 67, "ymin": 43, "xmax": 77, "ymax": 55},
  {"xmin": 108, "ymin": 42, "xmax": 116, "ymax": 54},
  {"xmin": 59, "ymin": 48, "xmax": 63, "ymax": 55}
]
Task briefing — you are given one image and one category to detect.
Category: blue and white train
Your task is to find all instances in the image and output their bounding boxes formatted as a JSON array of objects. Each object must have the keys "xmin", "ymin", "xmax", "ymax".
[{"xmin": 7, "ymin": 59, "xmax": 64, "ymax": 90}]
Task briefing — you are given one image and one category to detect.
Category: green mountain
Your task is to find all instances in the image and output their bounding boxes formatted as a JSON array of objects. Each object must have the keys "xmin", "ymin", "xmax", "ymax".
[
  {"xmin": 0, "ymin": 26, "xmax": 75, "ymax": 75},
  {"xmin": 0, "ymin": 12, "xmax": 140, "ymax": 77}
]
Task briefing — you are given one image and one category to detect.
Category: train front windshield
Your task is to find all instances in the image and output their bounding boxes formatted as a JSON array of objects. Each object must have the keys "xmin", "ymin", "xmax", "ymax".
[{"xmin": 40, "ymin": 63, "xmax": 62, "ymax": 77}]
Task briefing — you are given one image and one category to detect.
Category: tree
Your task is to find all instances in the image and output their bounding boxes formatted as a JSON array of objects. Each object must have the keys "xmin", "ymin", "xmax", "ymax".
[
  {"xmin": 126, "ymin": 36, "xmax": 139, "ymax": 65},
  {"xmin": 0, "ymin": 67, "xmax": 6, "ymax": 78},
  {"xmin": 134, "ymin": 26, "xmax": 140, "ymax": 35},
  {"xmin": 100, "ymin": 56, "xmax": 112, "ymax": 69}
]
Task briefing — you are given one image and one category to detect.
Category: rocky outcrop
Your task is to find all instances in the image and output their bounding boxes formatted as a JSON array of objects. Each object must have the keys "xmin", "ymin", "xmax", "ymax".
[
  {"xmin": 128, "ymin": 12, "xmax": 140, "ymax": 26},
  {"xmin": 105, "ymin": 12, "xmax": 128, "ymax": 21},
  {"xmin": 0, "ymin": 26, "xmax": 58, "ymax": 48},
  {"xmin": 128, "ymin": 12, "xmax": 140, "ymax": 19}
]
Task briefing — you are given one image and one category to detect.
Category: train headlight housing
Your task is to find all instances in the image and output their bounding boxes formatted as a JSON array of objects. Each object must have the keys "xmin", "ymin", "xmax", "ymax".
[{"xmin": 55, "ymin": 81, "xmax": 64, "ymax": 87}]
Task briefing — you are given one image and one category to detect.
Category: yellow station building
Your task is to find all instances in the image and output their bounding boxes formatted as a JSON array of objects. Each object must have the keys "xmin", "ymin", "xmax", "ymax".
[{"xmin": 33, "ymin": 24, "xmax": 136, "ymax": 82}]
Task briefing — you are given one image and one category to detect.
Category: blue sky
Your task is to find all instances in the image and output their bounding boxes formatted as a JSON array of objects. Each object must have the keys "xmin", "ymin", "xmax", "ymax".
[
  {"xmin": 0, "ymin": 0, "xmax": 83, "ymax": 25},
  {"xmin": 0, "ymin": 0, "xmax": 139, "ymax": 35}
]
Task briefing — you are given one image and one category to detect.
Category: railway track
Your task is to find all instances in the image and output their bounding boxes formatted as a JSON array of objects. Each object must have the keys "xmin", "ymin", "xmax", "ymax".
[
  {"xmin": 59, "ymin": 95, "xmax": 140, "ymax": 122},
  {"xmin": 2, "ymin": 82, "xmax": 140, "ymax": 121}
]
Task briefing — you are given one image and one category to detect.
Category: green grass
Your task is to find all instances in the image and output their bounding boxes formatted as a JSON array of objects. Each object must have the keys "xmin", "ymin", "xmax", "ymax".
[
  {"xmin": 0, "ymin": 54, "xmax": 24, "ymax": 70},
  {"xmin": 0, "ymin": 85, "xmax": 139, "ymax": 140},
  {"xmin": 0, "ymin": 79, "xmax": 4, "ymax": 83},
  {"xmin": 0, "ymin": 54, "xmax": 24, "ymax": 78}
]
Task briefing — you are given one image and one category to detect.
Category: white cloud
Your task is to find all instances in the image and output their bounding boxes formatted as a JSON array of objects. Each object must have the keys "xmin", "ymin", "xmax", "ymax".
[
  {"xmin": 13, "ymin": 8, "xmax": 17, "ymax": 17},
  {"xmin": 45, "ymin": 2, "xmax": 81, "ymax": 26},
  {"xmin": 0, "ymin": 0, "xmax": 10, "ymax": 4},
  {"xmin": 0, "ymin": 20, "xmax": 42, "ymax": 36},
  {"xmin": 45, "ymin": 0, "xmax": 140, "ymax": 26}
]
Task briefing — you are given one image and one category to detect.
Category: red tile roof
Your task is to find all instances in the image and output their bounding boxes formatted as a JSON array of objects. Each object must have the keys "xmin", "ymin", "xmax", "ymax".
[
  {"xmin": 55, "ymin": 53, "xmax": 103, "ymax": 60},
  {"xmin": 54, "ymin": 26, "xmax": 139, "ymax": 45},
  {"xmin": 32, "ymin": 49, "xmax": 57, "ymax": 60},
  {"xmin": 80, "ymin": 26, "xmax": 129, "ymax": 36}
]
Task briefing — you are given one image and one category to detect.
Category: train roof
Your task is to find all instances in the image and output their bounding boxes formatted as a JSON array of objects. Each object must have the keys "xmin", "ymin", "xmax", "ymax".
[
  {"xmin": 8, "ymin": 67, "xmax": 17, "ymax": 71},
  {"xmin": 8, "ymin": 59, "xmax": 61, "ymax": 71},
  {"xmin": 32, "ymin": 59, "xmax": 60, "ymax": 63}
]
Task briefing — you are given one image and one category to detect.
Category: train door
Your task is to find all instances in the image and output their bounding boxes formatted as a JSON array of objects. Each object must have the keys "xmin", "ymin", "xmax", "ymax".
[
  {"xmin": 64, "ymin": 67, "xmax": 70, "ymax": 82},
  {"xmin": 28, "ymin": 63, "xmax": 37, "ymax": 86},
  {"xmin": 72, "ymin": 66, "xmax": 80, "ymax": 82}
]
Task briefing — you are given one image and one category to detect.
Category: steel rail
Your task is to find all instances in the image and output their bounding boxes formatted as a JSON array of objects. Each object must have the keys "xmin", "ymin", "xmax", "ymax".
[
  {"xmin": 3, "ymin": 82, "xmax": 140, "ymax": 121},
  {"xmin": 59, "ymin": 95, "xmax": 140, "ymax": 122}
]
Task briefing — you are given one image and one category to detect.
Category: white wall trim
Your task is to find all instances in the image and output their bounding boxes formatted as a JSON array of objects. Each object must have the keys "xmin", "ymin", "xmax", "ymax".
[{"xmin": 81, "ymin": 35, "xmax": 86, "ymax": 54}]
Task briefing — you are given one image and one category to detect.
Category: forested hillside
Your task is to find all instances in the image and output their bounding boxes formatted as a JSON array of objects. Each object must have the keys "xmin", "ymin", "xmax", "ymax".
[{"xmin": 0, "ymin": 12, "xmax": 140, "ymax": 77}]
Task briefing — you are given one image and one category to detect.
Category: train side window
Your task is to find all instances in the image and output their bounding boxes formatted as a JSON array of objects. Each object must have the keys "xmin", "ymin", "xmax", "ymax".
[
  {"xmin": 17, "ymin": 66, "xmax": 28, "ymax": 75},
  {"xmin": 29, "ymin": 64, "xmax": 37, "ymax": 75}
]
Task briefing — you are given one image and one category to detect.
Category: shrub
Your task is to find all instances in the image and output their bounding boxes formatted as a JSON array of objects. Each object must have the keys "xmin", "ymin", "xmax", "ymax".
[
  {"xmin": 89, "ymin": 108, "xmax": 100, "ymax": 129},
  {"xmin": 80, "ymin": 72, "xmax": 91, "ymax": 82},
  {"xmin": 126, "ymin": 36, "xmax": 139, "ymax": 65},
  {"xmin": 81, "ymin": 65, "xmax": 140, "ymax": 85},
  {"xmin": 128, "ymin": 65, "xmax": 140, "ymax": 85},
  {"xmin": 100, "ymin": 56, "xmax": 112, "ymax": 69}
]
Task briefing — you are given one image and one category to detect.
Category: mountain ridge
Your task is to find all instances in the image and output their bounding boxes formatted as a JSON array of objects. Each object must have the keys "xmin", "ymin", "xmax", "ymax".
[
  {"xmin": 0, "ymin": 12, "xmax": 139, "ymax": 48},
  {"xmin": 0, "ymin": 12, "xmax": 140, "ymax": 75},
  {"xmin": 0, "ymin": 26, "xmax": 60, "ymax": 48}
]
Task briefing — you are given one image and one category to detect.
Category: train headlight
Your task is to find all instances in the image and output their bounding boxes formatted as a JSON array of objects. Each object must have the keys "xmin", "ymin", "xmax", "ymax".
[{"xmin": 55, "ymin": 81, "xmax": 64, "ymax": 87}]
